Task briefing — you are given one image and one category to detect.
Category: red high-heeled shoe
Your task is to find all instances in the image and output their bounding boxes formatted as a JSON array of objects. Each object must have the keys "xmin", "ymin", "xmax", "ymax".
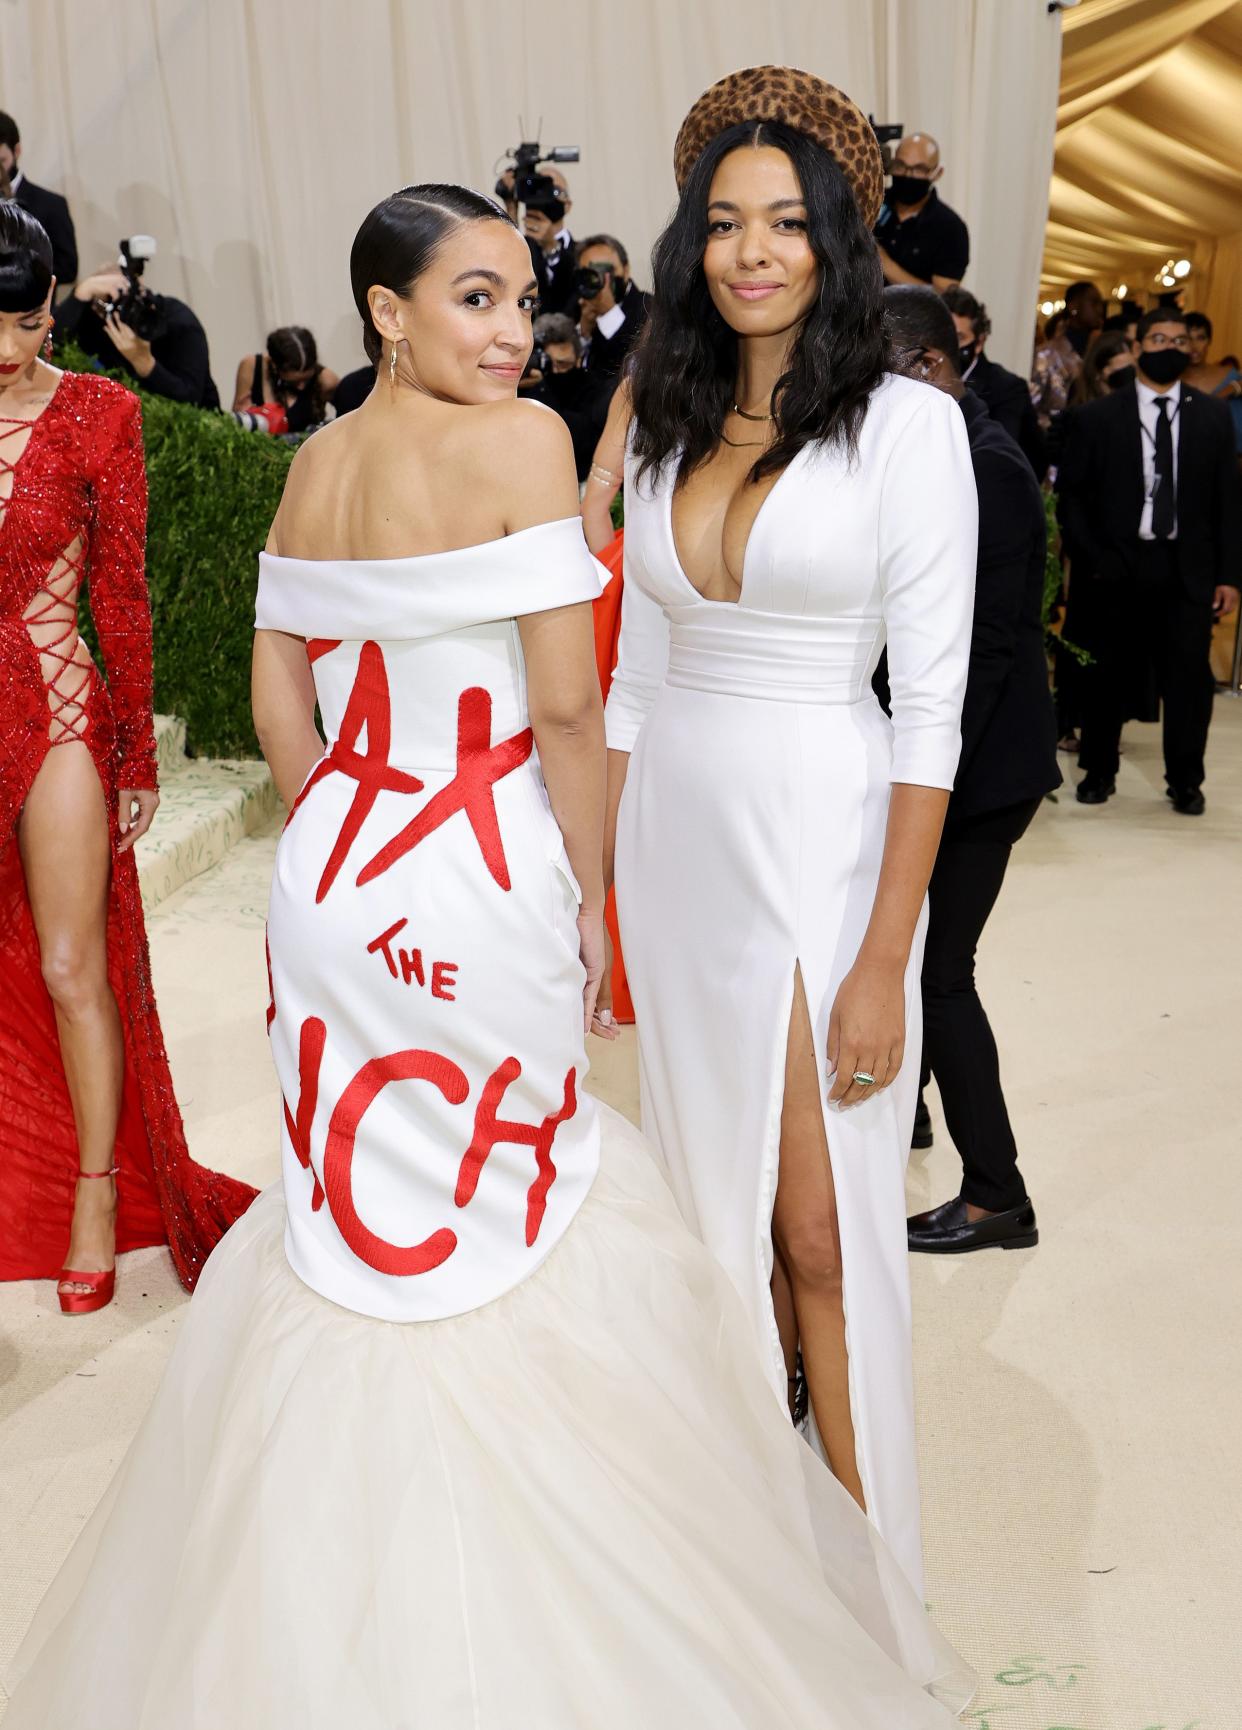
[{"xmin": 58, "ymin": 1165, "xmax": 119, "ymax": 1316}]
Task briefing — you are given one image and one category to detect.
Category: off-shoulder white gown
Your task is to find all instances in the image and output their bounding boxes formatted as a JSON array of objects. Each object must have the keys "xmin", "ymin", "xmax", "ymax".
[
  {"xmin": 5, "ymin": 515, "xmax": 972, "ymax": 1728},
  {"xmin": 606, "ymin": 376, "xmax": 978, "ymax": 1596}
]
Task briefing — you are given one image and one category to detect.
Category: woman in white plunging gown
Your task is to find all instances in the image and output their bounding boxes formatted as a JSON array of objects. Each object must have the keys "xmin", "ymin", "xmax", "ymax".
[
  {"xmin": 3, "ymin": 186, "xmax": 973, "ymax": 1728},
  {"xmin": 604, "ymin": 73, "xmax": 977, "ymax": 1594}
]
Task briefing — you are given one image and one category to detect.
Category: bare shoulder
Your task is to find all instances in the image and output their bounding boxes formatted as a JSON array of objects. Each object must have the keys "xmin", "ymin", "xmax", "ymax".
[
  {"xmin": 267, "ymin": 419, "xmax": 345, "ymax": 548},
  {"xmin": 472, "ymin": 395, "xmax": 574, "ymax": 460},
  {"xmin": 465, "ymin": 398, "xmax": 579, "ymax": 529}
]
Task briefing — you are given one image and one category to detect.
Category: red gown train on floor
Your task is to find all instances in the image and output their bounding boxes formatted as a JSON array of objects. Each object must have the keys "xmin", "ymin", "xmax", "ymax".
[{"xmin": 0, "ymin": 370, "xmax": 256, "ymax": 1287}]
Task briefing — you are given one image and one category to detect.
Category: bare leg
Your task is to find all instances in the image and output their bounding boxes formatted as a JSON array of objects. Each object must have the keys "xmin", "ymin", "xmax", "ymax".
[
  {"xmin": 771, "ymin": 966, "xmax": 865, "ymax": 1510},
  {"xmin": 18, "ymin": 742, "xmax": 122, "ymax": 1294}
]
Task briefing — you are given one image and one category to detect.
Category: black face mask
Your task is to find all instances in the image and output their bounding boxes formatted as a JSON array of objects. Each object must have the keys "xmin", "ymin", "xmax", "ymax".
[
  {"xmin": 1140, "ymin": 347, "xmax": 1191, "ymax": 386},
  {"xmin": 1105, "ymin": 364, "xmax": 1136, "ymax": 392},
  {"xmin": 958, "ymin": 342, "xmax": 978, "ymax": 374},
  {"xmin": 889, "ymin": 174, "xmax": 932, "ymax": 207}
]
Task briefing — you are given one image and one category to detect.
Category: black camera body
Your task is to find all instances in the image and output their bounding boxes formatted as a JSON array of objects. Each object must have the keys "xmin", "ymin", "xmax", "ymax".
[
  {"xmin": 98, "ymin": 235, "xmax": 165, "ymax": 342},
  {"xmin": 528, "ymin": 333, "xmax": 554, "ymax": 379},
  {"xmin": 495, "ymin": 139, "xmax": 579, "ymax": 212},
  {"xmin": 869, "ymin": 118, "xmax": 904, "ymax": 176},
  {"xmin": 573, "ymin": 262, "xmax": 620, "ymax": 304}
]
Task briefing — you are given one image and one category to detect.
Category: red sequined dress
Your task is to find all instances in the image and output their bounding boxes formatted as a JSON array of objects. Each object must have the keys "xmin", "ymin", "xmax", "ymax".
[{"xmin": 0, "ymin": 370, "xmax": 256, "ymax": 1287}]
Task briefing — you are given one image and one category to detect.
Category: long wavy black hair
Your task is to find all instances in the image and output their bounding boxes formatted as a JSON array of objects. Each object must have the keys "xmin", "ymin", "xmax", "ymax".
[{"xmin": 630, "ymin": 120, "xmax": 887, "ymax": 490}]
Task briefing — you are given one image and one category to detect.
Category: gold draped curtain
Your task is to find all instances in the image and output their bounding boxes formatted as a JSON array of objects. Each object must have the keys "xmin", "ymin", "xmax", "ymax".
[{"xmin": 1045, "ymin": 0, "xmax": 1242, "ymax": 347}]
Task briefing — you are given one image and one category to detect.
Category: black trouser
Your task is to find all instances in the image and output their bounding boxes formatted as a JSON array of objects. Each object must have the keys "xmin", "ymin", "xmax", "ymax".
[
  {"xmin": 1078, "ymin": 542, "xmax": 1216, "ymax": 789},
  {"xmin": 919, "ymin": 798, "xmax": 1041, "ymax": 1213}
]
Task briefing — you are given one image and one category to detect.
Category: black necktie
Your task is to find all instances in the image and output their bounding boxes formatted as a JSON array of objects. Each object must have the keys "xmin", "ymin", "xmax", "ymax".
[{"xmin": 1152, "ymin": 397, "xmax": 1175, "ymax": 539}]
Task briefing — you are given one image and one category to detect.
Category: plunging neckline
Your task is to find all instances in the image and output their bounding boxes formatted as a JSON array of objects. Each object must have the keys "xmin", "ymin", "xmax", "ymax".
[
  {"xmin": 0, "ymin": 373, "xmax": 67, "ymax": 532},
  {"xmin": 664, "ymin": 443, "xmax": 809, "ymax": 609}
]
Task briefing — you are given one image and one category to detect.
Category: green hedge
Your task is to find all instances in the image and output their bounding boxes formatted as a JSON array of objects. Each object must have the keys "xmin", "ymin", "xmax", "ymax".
[{"xmin": 66, "ymin": 341, "xmax": 293, "ymax": 757}]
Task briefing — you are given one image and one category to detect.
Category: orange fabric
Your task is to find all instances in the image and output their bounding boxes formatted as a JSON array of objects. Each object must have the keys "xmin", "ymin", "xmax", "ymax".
[{"xmin": 591, "ymin": 530, "xmax": 634, "ymax": 1025}]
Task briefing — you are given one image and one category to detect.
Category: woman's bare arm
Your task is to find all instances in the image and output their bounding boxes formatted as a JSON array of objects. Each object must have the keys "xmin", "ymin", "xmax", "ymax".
[
  {"xmin": 581, "ymin": 379, "xmax": 631, "ymax": 553},
  {"xmin": 520, "ymin": 603, "xmax": 607, "ymax": 916},
  {"xmin": 232, "ymin": 353, "xmax": 256, "ymax": 413},
  {"xmin": 252, "ymin": 629, "xmax": 323, "ymax": 806}
]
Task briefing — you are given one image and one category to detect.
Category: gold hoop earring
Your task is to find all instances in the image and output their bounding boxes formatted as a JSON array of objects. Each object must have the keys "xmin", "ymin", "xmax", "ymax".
[{"xmin": 389, "ymin": 341, "xmax": 398, "ymax": 387}]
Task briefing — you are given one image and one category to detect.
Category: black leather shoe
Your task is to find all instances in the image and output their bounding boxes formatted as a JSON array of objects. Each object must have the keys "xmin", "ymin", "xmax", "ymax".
[
  {"xmin": 907, "ymin": 1195, "xmax": 1039, "ymax": 1254},
  {"xmin": 1168, "ymin": 786, "xmax": 1205, "ymax": 816},
  {"xmin": 911, "ymin": 1099, "xmax": 933, "ymax": 1151},
  {"xmin": 1076, "ymin": 776, "xmax": 1116, "ymax": 805}
]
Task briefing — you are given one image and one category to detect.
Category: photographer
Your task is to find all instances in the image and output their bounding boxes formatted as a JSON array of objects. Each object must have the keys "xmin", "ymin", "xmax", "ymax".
[
  {"xmin": 517, "ymin": 312, "xmax": 612, "ymax": 480},
  {"xmin": 497, "ymin": 166, "xmax": 577, "ymax": 314},
  {"xmin": 572, "ymin": 235, "xmax": 648, "ymax": 380},
  {"xmin": 232, "ymin": 326, "xmax": 339, "ymax": 435},
  {"xmin": 57, "ymin": 254, "xmax": 219, "ymax": 408}
]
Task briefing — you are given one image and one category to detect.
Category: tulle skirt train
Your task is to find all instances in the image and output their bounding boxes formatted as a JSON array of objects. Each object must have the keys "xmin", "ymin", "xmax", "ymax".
[{"xmin": 4, "ymin": 1105, "xmax": 973, "ymax": 1728}]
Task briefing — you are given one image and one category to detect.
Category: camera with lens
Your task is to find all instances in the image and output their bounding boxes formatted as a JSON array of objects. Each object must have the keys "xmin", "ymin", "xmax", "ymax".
[
  {"xmin": 96, "ymin": 235, "xmax": 165, "ymax": 340},
  {"xmin": 494, "ymin": 138, "xmax": 579, "ymax": 220},
  {"xmin": 526, "ymin": 332, "xmax": 554, "ymax": 381},
  {"xmin": 573, "ymin": 261, "xmax": 620, "ymax": 303},
  {"xmin": 230, "ymin": 401, "xmax": 290, "ymax": 437},
  {"xmin": 869, "ymin": 117, "xmax": 904, "ymax": 176}
]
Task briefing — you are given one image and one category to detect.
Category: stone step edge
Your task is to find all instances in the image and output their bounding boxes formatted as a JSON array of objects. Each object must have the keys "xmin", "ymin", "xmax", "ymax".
[
  {"xmin": 136, "ymin": 760, "xmax": 279, "ymax": 914},
  {"xmin": 153, "ymin": 713, "xmax": 187, "ymax": 779}
]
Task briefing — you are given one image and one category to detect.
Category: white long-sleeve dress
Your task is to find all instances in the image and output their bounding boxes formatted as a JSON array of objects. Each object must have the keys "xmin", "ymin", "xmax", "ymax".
[
  {"xmin": 605, "ymin": 375, "xmax": 978, "ymax": 1596},
  {"xmin": 4, "ymin": 515, "xmax": 974, "ymax": 1727}
]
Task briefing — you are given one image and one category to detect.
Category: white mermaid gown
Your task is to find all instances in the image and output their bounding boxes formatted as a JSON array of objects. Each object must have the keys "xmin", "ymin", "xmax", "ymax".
[
  {"xmin": 605, "ymin": 376, "xmax": 978, "ymax": 1595},
  {"xmin": 4, "ymin": 515, "xmax": 973, "ymax": 1728}
]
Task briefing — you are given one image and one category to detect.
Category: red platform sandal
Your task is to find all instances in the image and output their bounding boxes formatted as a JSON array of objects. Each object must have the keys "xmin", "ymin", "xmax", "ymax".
[{"xmin": 57, "ymin": 1165, "xmax": 119, "ymax": 1316}]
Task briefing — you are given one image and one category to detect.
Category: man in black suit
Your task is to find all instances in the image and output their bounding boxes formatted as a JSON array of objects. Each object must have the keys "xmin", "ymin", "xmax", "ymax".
[
  {"xmin": 570, "ymin": 234, "xmax": 649, "ymax": 382},
  {"xmin": 522, "ymin": 195, "xmax": 578, "ymax": 316},
  {"xmin": 0, "ymin": 110, "xmax": 78, "ymax": 287},
  {"xmin": 942, "ymin": 285, "xmax": 1047, "ymax": 480},
  {"xmin": 1057, "ymin": 307, "xmax": 1241, "ymax": 814},
  {"xmin": 883, "ymin": 286, "xmax": 1060, "ymax": 1255}
]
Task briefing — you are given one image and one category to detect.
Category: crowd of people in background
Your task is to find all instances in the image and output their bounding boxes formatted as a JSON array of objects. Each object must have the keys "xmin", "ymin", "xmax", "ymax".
[{"xmin": 3, "ymin": 96, "xmax": 1238, "ymax": 821}]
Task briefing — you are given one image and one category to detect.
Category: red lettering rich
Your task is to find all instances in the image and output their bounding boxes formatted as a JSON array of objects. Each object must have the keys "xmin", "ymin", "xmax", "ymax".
[{"xmin": 322, "ymin": 1048, "xmax": 470, "ymax": 1276}]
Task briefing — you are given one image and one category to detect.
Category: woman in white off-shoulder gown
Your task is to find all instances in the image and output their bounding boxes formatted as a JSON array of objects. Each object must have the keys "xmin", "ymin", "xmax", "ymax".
[
  {"xmin": 604, "ymin": 77, "xmax": 977, "ymax": 1596},
  {"xmin": 3, "ymin": 186, "xmax": 973, "ymax": 1729}
]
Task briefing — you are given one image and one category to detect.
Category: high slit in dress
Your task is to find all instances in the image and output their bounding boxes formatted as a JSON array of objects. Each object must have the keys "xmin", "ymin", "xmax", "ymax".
[
  {"xmin": 3, "ymin": 514, "xmax": 974, "ymax": 1726},
  {"xmin": 605, "ymin": 375, "xmax": 978, "ymax": 1592},
  {"xmin": 0, "ymin": 370, "xmax": 256, "ymax": 1290}
]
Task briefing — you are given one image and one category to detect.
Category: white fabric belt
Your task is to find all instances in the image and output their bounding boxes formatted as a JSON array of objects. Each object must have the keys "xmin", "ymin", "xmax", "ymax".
[{"xmin": 664, "ymin": 612, "xmax": 879, "ymax": 706}]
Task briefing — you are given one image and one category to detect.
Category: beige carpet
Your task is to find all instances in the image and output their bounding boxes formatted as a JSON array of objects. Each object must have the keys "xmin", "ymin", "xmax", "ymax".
[{"xmin": 3, "ymin": 702, "xmax": 1240, "ymax": 1727}]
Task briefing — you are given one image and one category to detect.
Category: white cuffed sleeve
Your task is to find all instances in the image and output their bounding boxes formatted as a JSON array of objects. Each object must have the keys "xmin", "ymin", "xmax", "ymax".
[
  {"xmin": 604, "ymin": 566, "xmax": 671, "ymax": 753},
  {"xmin": 878, "ymin": 389, "xmax": 978, "ymax": 789}
]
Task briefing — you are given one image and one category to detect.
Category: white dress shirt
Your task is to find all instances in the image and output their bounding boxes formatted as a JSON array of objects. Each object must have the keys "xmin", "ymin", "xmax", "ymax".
[{"xmin": 1137, "ymin": 377, "xmax": 1182, "ymax": 540}]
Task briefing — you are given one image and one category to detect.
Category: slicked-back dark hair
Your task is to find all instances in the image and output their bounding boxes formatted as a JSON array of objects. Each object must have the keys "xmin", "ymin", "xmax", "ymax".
[
  {"xmin": 0, "ymin": 111, "xmax": 19, "ymax": 153},
  {"xmin": 1138, "ymin": 305, "xmax": 1187, "ymax": 341},
  {"xmin": 630, "ymin": 119, "xmax": 888, "ymax": 491},
  {"xmin": 349, "ymin": 183, "xmax": 515, "ymax": 364},
  {"xmin": 940, "ymin": 283, "xmax": 991, "ymax": 342},
  {"xmin": 0, "ymin": 201, "xmax": 53, "ymax": 313},
  {"xmin": 578, "ymin": 232, "xmax": 630, "ymax": 269},
  {"xmin": 883, "ymin": 283, "xmax": 962, "ymax": 376}
]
